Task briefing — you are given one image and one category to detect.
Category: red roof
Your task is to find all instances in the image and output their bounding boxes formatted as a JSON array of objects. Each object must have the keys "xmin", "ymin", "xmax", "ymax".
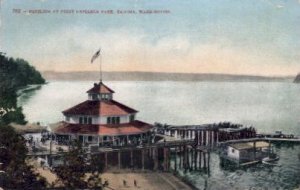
[
  {"xmin": 87, "ymin": 82, "xmax": 114, "ymax": 94},
  {"xmin": 62, "ymin": 100, "xmax": 137, "ymax": 116},
  {"xmin": 54, "ymin": 120, "xmax": 153, "ymax": 136}
]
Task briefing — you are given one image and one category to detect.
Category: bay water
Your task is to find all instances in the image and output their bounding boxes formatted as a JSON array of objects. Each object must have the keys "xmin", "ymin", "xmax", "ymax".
[{"xmin": 18, "ymin": 81, "xmax": 300, "ymax": 189}]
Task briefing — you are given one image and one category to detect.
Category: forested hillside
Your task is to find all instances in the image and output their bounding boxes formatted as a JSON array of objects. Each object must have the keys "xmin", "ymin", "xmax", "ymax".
[{"xmin": 0, "ymin": 53, "xmax": 45, "ymax": 125}]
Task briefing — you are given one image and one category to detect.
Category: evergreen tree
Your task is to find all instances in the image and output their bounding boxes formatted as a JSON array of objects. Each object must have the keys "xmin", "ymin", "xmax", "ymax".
[
  {"xmin": 0, "ymin": 54, "xmax": 46, "ymax": 189},
  {"xmin": 0, "ymin": 125, "xmax": 47, "ymax": 189},
  {"xmin": 0, "ymin": 54, "xmax": 45, "ymax": 125},
  {"xmin": 53, "ymin": 141, "xmax": 103, "ymax": 189}
]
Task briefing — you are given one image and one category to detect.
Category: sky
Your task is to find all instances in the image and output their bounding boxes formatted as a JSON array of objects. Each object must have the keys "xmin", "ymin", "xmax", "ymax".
[{"xmin": 1, "ymin": 0, "xmax": 300, "ymax": 76}]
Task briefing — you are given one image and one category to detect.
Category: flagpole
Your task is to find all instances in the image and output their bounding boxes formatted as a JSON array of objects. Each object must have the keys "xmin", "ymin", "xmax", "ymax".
[{"xmin": 99, "ymin": 48, "xmax": 102, "ymax": 82}]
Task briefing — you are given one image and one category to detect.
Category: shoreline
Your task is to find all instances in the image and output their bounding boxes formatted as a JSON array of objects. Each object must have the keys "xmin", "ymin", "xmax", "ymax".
[
  {"xmin": 32, "ymin": 162, "xmax": 196, "ymax": 190},
  {"xmin": 101, "ymin": 171, "xmax": 196, "ymax": 190}
]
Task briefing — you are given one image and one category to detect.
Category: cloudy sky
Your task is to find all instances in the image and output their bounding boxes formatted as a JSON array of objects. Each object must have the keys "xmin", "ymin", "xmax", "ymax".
[{"xmin": 1, "ymin": 0, "xmax": 300, "ymax": 76}]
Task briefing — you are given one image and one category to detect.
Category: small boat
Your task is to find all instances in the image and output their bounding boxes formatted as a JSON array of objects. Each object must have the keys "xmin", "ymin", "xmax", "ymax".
[{"xmin": 262, "ymin": 156, "xmax": 279, "ymax": 166}]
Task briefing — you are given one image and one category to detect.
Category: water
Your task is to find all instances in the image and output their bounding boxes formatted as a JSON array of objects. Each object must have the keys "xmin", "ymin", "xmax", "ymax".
[
  {"xmin": 18, "ymin": 81, "xmax": 300, "ymax": 189},
  {"xmin": 177, "ymin": 144, "xmax": 300, "ymax": 190}
]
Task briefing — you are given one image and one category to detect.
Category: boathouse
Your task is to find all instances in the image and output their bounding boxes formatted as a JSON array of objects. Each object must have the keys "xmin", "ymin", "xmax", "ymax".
[
  {"xmin": 52, "ymin": 81, "xmax": 154, "ymax": 146},
  {"xmin": 226, "ymin": 141, "xmax": 271, "ymax": 163}
]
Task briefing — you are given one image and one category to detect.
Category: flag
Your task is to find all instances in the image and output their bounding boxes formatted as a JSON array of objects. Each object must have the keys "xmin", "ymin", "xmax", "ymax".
[{"xmin": 91, "ymin": 49, "xmax": 101, "ymax": 63}]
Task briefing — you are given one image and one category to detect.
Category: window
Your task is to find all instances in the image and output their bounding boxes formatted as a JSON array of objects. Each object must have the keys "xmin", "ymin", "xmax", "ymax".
[
  {"xmin": 130, "ymin": 114, "xmax": 135, "ymax": 122},
  {"xmin": 101, "ymin": 94, "xmax": 110, "ymax": 100},
  {"xmin": 79, "ymin": 116, "xmax": 92, "ymax": 124},
  {"xmin": 66, "ymin": 116, "xmax": 70, "ymax": 122},
  {"xmin": 232, "ymin": 148, "xmax": 235, "ymax": 153},
  {"xmin": 92, "ymin": 94, "xmax": 97, "ymax": 100},
  {"xmin": 107, "ymin": 116, "xmax": 120, "ymax": 124},
  {"xmin": 88, "ymin": 136, "xmax": 93, "ymax": 141}
]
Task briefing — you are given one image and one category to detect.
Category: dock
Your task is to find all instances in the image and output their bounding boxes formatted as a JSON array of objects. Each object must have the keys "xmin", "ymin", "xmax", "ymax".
[
  {"xmin": 26, "ymin": 122, "xmax": 300, "ymax": 173},
  {"xmin": 217, "ymin": 137, "xmax": 300, "ymax": 145}
]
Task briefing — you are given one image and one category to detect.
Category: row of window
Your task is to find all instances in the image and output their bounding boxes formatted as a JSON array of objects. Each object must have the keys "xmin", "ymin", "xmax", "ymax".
[
  {"xmin": 66, "ymin": 115, "xmax": 135, "ymax": 124},
  {"xmin": 107, "ymin": 116, "xmax": 120, "ymax": 124},
  {"xmin": 79, "ymin": 116, "xmax": 92, "ymax": 124},
  {"xmin": 90, "ymin": 93, "xmax": 111, "ymax": 100},
  {"xmin": 79, "ymin": 135, "xmax": 93, "ymax": 142}
]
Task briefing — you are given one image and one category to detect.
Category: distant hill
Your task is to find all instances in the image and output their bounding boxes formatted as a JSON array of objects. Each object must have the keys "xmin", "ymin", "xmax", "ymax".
[
  {"xmin": 294, "ymin": 73, "xmax": 300, "ymax": 83},
  {"xmin": 42, "ymin": 71, "xmax": 293, "ymax": 82}
]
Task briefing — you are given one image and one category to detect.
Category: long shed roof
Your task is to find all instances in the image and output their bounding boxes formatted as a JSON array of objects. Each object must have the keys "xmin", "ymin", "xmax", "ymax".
[{"xmin": 229, "ymin": 141, "xmax": 270, "ymax": 150}]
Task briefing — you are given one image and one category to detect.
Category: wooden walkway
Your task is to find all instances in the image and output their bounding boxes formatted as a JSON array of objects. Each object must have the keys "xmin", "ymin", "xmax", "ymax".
[
  {"xmin": 27, "ymin": 136, "xmax": 300, "ymax": 157},
  {"xmin": 27, "ymin": 139, "xmax": 195, "ymax": 156},
  {"xmin": 217, "ymin": 137, "xmax": 300, "ymax": 145},
  {"xmin": 264, "ymin": 137, "xmax": 300, "ymax": 142}
]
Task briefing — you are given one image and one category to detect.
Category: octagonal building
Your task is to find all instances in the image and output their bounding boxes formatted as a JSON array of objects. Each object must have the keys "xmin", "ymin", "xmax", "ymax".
[{"xmin": 53, "ymin": 81, "xmax": 154, "ymax": 146}]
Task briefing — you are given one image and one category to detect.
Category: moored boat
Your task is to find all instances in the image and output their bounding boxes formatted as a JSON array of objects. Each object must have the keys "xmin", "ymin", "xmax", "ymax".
[{"xmin": 262, "ymin": 156, "xmax": 280, "ymax": 166}]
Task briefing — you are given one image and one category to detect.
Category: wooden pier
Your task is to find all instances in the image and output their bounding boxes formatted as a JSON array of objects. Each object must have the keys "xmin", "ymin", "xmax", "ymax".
[
  {"xmin": 27, "ymin": 122, "xmax": 300, "ymax": 173},
  {"xmin": 217, "ymin": 137, "xmax": 300, "ymax": 145},
  {"xmin": 157, "ymin": 122, "xmax": 257, "ymax": 146},
  {"xmin": 28, "ymin": 139, "xmax": 212, "ymax": 173}
]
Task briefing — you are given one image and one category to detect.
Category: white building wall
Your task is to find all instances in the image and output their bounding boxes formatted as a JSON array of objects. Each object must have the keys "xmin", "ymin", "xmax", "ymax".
[
  {"xmin": 174, "ymin": 130, "xmax": 178, "ymax": 139},
  {"xmin": 227, "ymin": 147, "xmax": 240, "ymax": 160},
  {"xmin": 120, "ymin": 115, "xmax": 129, "ymax": 123},
  {"xmin": 93, "ymin": 116, "xmax": 102, "ymax": 124},
  {"xmin": 66, "ymin": 114, "xmax": 131, "ymax": 124}
]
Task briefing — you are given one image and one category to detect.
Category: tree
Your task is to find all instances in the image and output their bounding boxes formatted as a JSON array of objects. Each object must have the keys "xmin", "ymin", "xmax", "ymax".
[
  {"xmin": 53, "ymin": 141, "xmax": 104, "ymax": 189},
  {"xmin": 0, "ymin": 54, "xmax": 47, "ymax": 189},
  {"xmin": 0, "ymin": 125, "xmax": 47, "ymax": 189},
  {"xmin": 0, "ymin": 54, "xmax": 45, "ymax": 126}
]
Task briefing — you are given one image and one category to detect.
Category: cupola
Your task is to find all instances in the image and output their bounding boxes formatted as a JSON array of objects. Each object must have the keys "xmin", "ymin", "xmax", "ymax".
[{"xmin": 86, "ymin": 81, "xmax": 114, "ymax": 101}]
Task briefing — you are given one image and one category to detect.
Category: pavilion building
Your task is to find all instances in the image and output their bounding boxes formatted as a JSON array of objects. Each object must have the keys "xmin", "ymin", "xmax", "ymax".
[{"xmin": 53, "ymin": 81, "xmax": 154, "ymax": 146}]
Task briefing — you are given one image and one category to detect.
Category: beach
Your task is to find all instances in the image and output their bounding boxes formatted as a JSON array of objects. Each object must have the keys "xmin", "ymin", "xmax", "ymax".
[
  {"xmin": 34, "ymin": 165, "xmax": 193, "ymax": 190},
  {"xmin": 100, "ymin": 172, "xmax": 193, "ymax": 190}
]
